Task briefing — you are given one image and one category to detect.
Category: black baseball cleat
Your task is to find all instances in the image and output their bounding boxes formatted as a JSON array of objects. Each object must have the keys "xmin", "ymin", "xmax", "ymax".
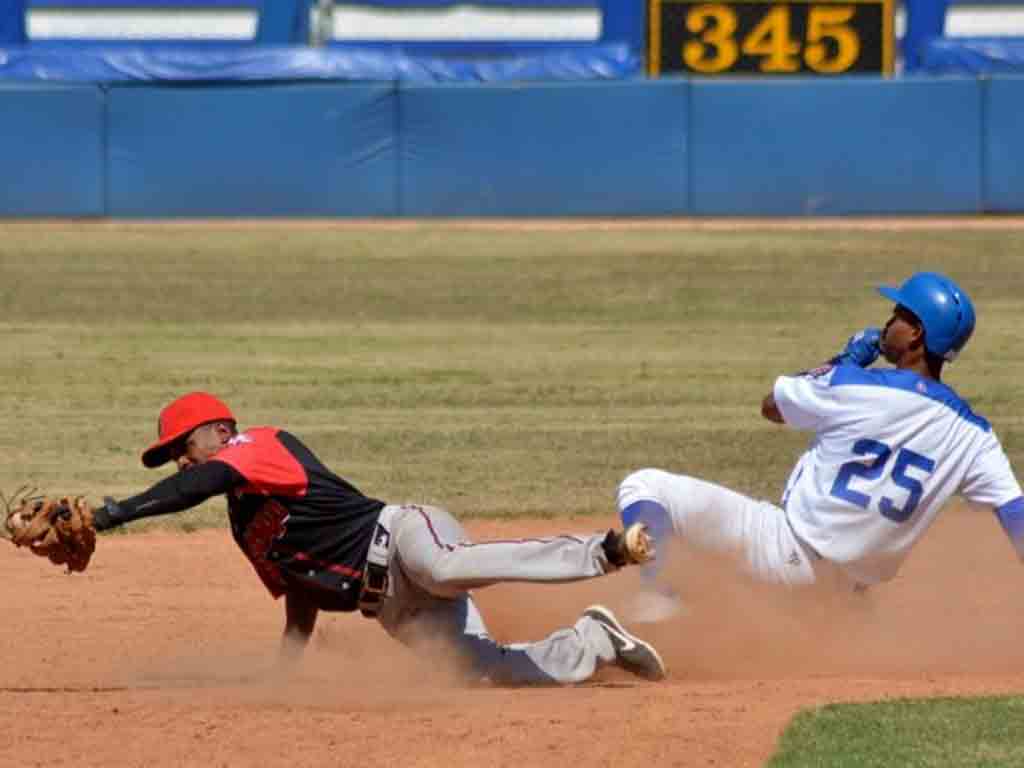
[
  {"xmin": 583, "ymin": 604, "xmax": 667, "ymax": 681},
  {"xmin": 601, "ymin": 523, "xmax": 655, "ymax": 568}
]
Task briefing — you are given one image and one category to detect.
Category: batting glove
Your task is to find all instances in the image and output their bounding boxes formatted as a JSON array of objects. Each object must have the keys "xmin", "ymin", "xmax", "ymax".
[{"xmin": 831, "ymin": 327, "xmax": 881, "ymax": 368}]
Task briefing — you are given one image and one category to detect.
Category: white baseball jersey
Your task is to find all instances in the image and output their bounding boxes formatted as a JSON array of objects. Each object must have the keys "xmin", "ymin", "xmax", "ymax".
[{"xmin": 774, "ymin": 363, "xmax": 1023, "ymax": 584}]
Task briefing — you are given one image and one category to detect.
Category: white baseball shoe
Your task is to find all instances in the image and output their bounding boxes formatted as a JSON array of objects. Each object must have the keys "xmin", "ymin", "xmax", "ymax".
[
  {"xmin": 602, "ymin": 523, "xmax": 655, "ymax": 567},
  {"xmin": 583, "ymin": 604, "xmax": 667, "ymax": 681}
]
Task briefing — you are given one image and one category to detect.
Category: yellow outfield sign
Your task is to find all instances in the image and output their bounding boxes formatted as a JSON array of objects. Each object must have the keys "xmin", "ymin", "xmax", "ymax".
[{"xmin": 648, "ymin": 0, "xmax": 894, "ymax": 76}]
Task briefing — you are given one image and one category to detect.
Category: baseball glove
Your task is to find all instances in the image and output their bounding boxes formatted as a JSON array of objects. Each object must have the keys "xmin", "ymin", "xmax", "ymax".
[{"xmin": 3, "ymin": 491, "xmax": 96, "ymax": 573}]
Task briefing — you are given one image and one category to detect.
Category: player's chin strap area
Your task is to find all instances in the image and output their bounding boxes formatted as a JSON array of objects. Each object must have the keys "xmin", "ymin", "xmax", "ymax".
[{"xmin": 358, "ymin": 505, "xmax": 398, "ymax": 618}]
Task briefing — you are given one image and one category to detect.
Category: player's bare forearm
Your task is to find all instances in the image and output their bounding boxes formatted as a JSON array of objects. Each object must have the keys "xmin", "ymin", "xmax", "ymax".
[
  {"xmin": 280, "ymin": 590, "xmax": 318, "ymax": 663},
  {"xmin": 761, "ymin": 394, "xmax": 784, "ymax": 424}
]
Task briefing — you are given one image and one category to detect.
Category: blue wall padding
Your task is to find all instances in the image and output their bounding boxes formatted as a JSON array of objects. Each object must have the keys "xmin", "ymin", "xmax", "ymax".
[
  {"xmin": 690, "ymin": 78, "xmax": 983, "ymax": 215},
  {"xmin": 0, "ymin": 84, "xmax": 104, "ymax": 215},
  {"xmin": 399, "ymin": 80, "xmax": 689, "ymax": 216},
  {"xmin": 106, "ymin": 83, "xmax": 398, "ymax": 216},
  {"xmin": 983, "ymin": 76, "xmax": 1024, "ymax": 212},
  {"xmin": 2, "ymin": 75, "xmax": 1023, "ymax": 217}
]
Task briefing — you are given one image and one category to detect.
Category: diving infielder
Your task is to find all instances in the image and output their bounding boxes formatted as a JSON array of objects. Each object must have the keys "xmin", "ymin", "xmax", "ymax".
[
  {"xmin": 618, "ymin": 272, "xmax": 1024, "ymax": 615},
  {"xmin": 85, "ymin": 392, "xmax": 666, "ymax": 685}
]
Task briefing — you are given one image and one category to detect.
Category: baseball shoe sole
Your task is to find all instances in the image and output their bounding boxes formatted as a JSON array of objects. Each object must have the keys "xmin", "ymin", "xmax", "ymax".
[{"xmin": 583, "ymin": 604, "xmax": 667, "ymax": 681}]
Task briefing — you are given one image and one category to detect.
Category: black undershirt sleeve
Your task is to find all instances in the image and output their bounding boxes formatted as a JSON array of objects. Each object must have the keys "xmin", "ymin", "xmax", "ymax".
[{"xmin": 95, "ymin": 460, "xmax": 244, "ymax": 530}]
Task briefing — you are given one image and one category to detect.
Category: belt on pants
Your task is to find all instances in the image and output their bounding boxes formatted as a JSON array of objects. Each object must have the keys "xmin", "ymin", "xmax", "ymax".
[{"xmin": 358, "ymin": 505, "xmax": 398, "ymax": 618}]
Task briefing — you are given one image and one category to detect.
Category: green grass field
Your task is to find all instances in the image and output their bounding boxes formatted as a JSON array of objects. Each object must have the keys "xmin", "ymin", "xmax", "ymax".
[
  {"xmin": 2, "ymin": 222, "xmax": 1022, "ymax": 530},
  {"xmin": 767, "ymin": 696, "xmax": 1024, "ymax": 767}
]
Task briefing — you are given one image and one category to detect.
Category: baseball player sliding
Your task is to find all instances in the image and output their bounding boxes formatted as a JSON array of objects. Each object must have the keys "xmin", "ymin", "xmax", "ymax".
[
  {"xmin": 618, "ymin": 271, "xmax": 1024, "ymax": 620},
  {"xmin": 79, "ymin": 392, "xmax": 665, "ymax": 685}
]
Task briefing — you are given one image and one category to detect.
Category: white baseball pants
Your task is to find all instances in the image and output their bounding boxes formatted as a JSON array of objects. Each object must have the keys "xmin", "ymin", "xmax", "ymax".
[
  {"xmin": 374, "ymin": 504, "xmax": 620, "ymax": 685},
  {"xmin": 618, "ymin": 468, "xmax": 832, "ymax": 587}
]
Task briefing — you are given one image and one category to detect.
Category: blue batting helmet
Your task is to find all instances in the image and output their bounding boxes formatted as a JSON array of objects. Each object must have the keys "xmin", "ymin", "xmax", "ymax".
[{"xmin": 878, "ymin": 272, "xmax": 976, "ymax": 362}]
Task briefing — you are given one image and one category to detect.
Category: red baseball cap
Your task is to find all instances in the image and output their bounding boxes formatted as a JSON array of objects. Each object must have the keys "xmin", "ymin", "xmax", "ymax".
[{"xmin": 142, "ymin": 391, "xmax": 236, "ymax": 468}]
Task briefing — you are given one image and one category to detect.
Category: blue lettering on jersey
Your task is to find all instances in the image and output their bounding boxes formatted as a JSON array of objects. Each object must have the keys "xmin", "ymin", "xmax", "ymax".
[
  {"xmin": 828, "ymin": 364, "xmax": 990, "ymax": 431},
  {"xmin": 830, "ymin": 439, "xmax": 890, "ymax": 510},
  {"xmin": 880, "ymin": 448, "xmax": 936, "ymax": 522},
  {"xmin": 831, "ymin": 439, "xmax": 937, "ymax": 522}
]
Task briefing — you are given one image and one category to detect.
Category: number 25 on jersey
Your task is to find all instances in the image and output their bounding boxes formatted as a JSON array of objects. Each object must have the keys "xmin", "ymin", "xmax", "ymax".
[{"xmin": 830, "ymin": 439, "xmax": 936, "ymax": 523}]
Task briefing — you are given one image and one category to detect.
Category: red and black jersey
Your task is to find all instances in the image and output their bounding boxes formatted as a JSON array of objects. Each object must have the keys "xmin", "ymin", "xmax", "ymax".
[
  {"xmin": 107, "ymin": 427, "xmax": 385, "ymax": 612},
  {"xmin": 213, "ymin": 428, "xmax": 385, "ymax": 610}
]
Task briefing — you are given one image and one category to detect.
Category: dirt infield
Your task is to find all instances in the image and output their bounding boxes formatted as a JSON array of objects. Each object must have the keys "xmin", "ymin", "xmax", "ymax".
[{"xmin": 3, "ymin": 506, "xmax": 1023, "ymax": 768}]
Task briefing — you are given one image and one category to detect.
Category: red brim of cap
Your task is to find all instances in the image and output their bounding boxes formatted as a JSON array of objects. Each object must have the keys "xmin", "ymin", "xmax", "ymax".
[{"xmin": 141, "ymin": 427, "xmax": 193, "ymax": 468}]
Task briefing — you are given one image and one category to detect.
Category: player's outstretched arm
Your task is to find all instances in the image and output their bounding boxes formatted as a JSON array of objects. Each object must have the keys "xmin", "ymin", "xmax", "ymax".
[
  {"xmin": 93, "ymin": 461, "xmax": 244, "ymax": 531},
  {"xmin": 280, "ymin": 590, "xmax": 318, "ymax": 665}
]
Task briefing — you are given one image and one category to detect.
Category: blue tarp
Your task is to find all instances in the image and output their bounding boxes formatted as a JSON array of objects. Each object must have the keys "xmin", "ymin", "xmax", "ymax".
[
  {"xmin": 901, "ymin": 0, "xmax": 947, "ymax": 71},
  {"xmin": 0, "ymin": 43, "xmax": 639, "ymax": 82},
  {"xmin": 919, "ymin": 37, "xmax": 1024, "ymax": 74}
]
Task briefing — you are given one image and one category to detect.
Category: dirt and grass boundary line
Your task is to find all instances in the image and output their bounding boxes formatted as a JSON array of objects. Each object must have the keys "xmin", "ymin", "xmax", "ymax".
[{"xmin": 4, "ymin": 216, "xmax": 1024, "ymax": 232}]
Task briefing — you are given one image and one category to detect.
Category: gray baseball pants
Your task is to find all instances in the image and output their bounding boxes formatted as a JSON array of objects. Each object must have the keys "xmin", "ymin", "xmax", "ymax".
[{"xmin": 374, "ymin": 504, "xmax": 619, "ymax": 685}]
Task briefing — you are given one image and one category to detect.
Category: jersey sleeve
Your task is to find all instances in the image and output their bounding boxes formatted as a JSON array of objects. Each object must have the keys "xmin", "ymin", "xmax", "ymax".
[
  {"xmin": 963, "ymin": 437, "xmax": 1024, "ymax": 560},
  {"xmin": 960, "ymin": 436, "xmax": 1023, "ymax": 509},
  {"xmin": 772, "ymin": 366, "xmax": 838, "ymax": 431},
  {"xmin": 103, "ymin": 460, "xmax": 244, "ymax": 529}
]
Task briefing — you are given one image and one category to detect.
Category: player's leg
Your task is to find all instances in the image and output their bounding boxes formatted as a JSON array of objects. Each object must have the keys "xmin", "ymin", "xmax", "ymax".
[
  {"xmin": 383, "ymin": 592, "xmax": 665, "ymax": 685},
  {"xmin": 618, "ymin": 468, "xmax": 817, "ymax": 587},
  {"xmin": 389, "ymin": 504, "xmax": 648, "ymax": 598},
  {"xmin": 619, "ymin": 494, "xmax": 682, "ymax": 621}
]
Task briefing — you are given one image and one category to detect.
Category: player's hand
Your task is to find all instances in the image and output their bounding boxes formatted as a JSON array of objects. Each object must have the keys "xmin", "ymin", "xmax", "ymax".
[{"xmin": 832, "ymin": 328, "xmax": 881, "ymax": 368}]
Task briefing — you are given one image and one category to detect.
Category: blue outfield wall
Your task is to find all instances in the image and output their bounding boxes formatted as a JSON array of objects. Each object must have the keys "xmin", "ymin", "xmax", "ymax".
[
  {"xmin": 107, "ymin": 84, "xmax": 397, "ymax": 217},
  {"xmin": 984, "ymin": 76, "xmax": 1024, "ymax": 213},
  {"xmin": 689, "ymin": 77, "xmax": 983, "ymax": 216},
  {"xmin": 400, "ymin": 80, "xmax": 688, "ymax": 216},
  {"xmin": 0, "ymin": 76, "xmax": 1022, "ymax": 217},
  {"xmin": 0, "ymin": 83, "xmax": 104, "ymax": 216}
]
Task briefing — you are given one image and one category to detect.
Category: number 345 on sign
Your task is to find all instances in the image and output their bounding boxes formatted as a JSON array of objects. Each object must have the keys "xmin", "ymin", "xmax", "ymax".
[{"xmin": 648, "ymin": 0, "xmax": 894, "ymax": 76}]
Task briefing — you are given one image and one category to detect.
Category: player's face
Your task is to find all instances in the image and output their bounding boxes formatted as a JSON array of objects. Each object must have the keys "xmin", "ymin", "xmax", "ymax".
[
  {"xmin": 880, "ymin": 305, "xmax": 923, "ymax": 364},
  {"xmin": 172, "ymin": 423, "xmax": 229, "ymax": 471}
]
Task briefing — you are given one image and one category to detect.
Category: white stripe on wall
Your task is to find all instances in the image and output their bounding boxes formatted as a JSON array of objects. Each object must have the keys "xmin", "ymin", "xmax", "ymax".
[
  {"xmin": 945, "ymin": 7, "xmax": 1024, "ymax": 35},
  {"xmin": 26, "ymin": 9, "xmax": 259, "ymax": 40},
  {"xmin": 330, "ymin": 6, "xmax": 602, "ymax": 41}
]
